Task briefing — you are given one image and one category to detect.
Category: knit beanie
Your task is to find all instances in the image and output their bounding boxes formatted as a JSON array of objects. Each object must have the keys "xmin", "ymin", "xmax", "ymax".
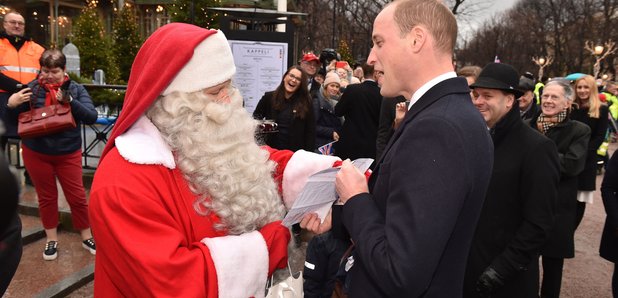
[
  {"xmin": 101, "ymin": 23, "xmax": 236, "ymax": 160},
  {"xmin": 323, "ymin": 72, "xmax": 341, "ymax": 87}
]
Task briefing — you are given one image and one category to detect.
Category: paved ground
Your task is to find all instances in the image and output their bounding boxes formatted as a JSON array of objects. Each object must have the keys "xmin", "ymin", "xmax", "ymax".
[
  {"xmin": 7, "ymin": 143, "xmax": 617, "ymax": 297},
  {"xmin": 561, "ymin": 165, "xmax": 614, "ymax": 297}
]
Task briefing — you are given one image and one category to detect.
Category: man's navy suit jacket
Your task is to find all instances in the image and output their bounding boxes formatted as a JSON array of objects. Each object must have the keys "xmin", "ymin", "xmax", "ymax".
[{"xmin": 341, "ymin": 77, "xmax": 494, "ymax": 297}]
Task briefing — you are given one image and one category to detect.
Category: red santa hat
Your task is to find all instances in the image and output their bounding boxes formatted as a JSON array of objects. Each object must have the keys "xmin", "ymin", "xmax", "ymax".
[{"xmin": 101, "ymin": 23, "xmax": 236, "ymax": 160}]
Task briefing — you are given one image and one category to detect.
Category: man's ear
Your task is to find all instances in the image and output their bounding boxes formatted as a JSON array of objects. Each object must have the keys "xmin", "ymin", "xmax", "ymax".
[
  {"xmin": 505, "ymin": 93, "xmax": 515, "ymax": 109},
  {"xmin": 409, "ymin": 26, "xmax": 426, "ymax": 52}
]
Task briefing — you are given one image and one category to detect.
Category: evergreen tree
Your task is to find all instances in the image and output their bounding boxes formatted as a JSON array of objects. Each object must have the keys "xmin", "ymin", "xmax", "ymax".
[
  {"xmin": 72, "ymin": 0, "xmax": 120, "ymax": 83},
  {"xmin": 169, "ymin": 0, "xmax": 221, "ymax": 29},
  {"xmin": 338, "ymin": 40, "xmax": 353, "ymax": 65},
  {"xmin": 112, "ymin": 5, "xmax": 142, "ymax": 82}
]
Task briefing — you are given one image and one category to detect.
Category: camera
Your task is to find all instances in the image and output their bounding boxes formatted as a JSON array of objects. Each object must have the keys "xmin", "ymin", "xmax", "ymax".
[{"xmin": 16, "ymin": 83, "xmax": 28, "ymax": 91}]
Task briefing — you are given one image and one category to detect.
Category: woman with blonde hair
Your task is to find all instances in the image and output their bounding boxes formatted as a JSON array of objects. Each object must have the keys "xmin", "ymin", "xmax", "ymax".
[{"xmin": 572, "ymin": 75, "xmax": 609, "ymax": 229}]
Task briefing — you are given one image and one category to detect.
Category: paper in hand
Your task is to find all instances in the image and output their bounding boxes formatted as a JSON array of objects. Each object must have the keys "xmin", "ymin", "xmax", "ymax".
[{"xmin": 282, "ymin": 158, "xmax": 374, "ymax": 227}]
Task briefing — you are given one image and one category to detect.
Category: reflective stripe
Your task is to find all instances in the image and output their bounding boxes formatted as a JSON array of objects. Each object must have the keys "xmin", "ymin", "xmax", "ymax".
[
  {"xmin": 0, "ymin": 65, "xmax": 39, "ymax": 74},
  {"xmin": 304, "ymin": 261, "xmax": 315, "ymax": 270}
]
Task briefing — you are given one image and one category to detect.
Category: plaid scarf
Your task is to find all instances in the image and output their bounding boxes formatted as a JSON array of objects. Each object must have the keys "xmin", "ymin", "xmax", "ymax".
[{"xmin": 537, "ymin": 110, "xmax": 567, "ymax": 135}]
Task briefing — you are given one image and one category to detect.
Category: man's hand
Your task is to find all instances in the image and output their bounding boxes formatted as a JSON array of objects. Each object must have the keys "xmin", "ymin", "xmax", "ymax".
[
  {"xmin": 476, "ymin": 266, "xmax": 505, "ymax": 297},
  {"xmin": 300, "ymin": 210, "xmax": 332, "ymax": 235},
  {"xmin": 7, "ymin": 88, "xmax": 32, "ymax": 108},
  {"xmin": 335, "ymin": 159, "xmax": 369, "ymax": 204}
]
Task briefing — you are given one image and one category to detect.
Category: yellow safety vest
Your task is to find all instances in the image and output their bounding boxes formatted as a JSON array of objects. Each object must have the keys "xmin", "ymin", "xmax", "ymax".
[
  {"xmin": 0, "ymin": 38, "xmax": 45, "ymax": 92},
  {"xmin": 534, "ymin": 82, "xmax": 544, "ymax": 105}
]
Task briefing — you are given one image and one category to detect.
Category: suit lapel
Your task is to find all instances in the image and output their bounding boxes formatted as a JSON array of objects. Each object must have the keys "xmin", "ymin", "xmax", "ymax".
[{"xmin": 370, "ymin": 77, "xmax": 470, "ymax": 187}]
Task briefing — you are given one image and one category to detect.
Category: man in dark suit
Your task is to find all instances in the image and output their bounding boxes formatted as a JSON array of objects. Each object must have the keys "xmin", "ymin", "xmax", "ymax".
[
  {"xmin": 302, "ymin": 0, "xmax": 493, "ymax": 296},
  {"xmin": 463, "ymin": 63, "xmax": 560, "ymax": 298},
  {"xmin": 334, "ymin": 63, "xmax": 382, "ymax": 165}
]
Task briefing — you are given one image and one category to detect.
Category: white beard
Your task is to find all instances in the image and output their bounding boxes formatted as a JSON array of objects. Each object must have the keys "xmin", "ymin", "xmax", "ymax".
[{"xmin": 147, "ymin": 89, "xmax": 285, "ymax": 234}]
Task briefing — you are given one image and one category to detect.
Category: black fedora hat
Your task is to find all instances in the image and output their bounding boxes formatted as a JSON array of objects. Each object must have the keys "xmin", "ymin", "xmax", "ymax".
[{"xmin": 470, "ymin": 63, "xmax": 523, "ymax": 98}]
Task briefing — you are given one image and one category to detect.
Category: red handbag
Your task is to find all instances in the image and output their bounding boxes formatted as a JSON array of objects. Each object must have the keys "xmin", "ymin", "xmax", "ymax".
[{"xmin": 17, "ymin": 94, "xmax": 76, "ymax": 139}]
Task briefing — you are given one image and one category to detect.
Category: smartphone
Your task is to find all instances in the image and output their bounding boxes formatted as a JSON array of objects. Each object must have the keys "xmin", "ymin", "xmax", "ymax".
[
  {"xmin": 16, "ymin": 83, "xmax": 28, "ymax": 91},
  {"xmin": 335, "ymin": 61, "xmax": 349, "ymax": 69}
]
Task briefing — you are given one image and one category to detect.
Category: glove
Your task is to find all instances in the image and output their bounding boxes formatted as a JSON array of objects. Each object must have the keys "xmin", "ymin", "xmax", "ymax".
[
  {"xmin": 259, "ymin": 221, "xmax": 290, "ymax": 276},
  {"xmin": 476, "ymin": 266, "xmax": 505, "ymax": 298}
]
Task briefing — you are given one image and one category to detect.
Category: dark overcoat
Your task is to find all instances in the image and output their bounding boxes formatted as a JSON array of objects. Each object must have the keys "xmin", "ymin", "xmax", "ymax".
[
  {"xmin": 600, "ymin": 152, "xmax": 618, "ymax": 263},
  {"xmin": 333, "ymin": 80, "xmax": 382, "ymax": 162},
  {"xmin": 529, "ymin": 115, "xmax": 590, "ymax": 258},
  {"xmin": 464, "ymin": 107, "xmax": 560, "ymax": 298},
  {"xmin": 312, "ymin": 90, "xmax": 342, "ymax": 149},
  {"xmin": 570, "ymin": 105, "xmax": 609, "ymax": 190},
  {"xmin": 341, "ymin": 77, "xmax": 494, "ymax": 297}
]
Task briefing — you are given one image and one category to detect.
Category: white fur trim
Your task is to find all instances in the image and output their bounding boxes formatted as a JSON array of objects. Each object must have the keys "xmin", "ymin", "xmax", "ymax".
[
  {"xmin": 115, "ymin": 116, "xmax": 176, "ymax": 169},
  {"xmin": 282, "ymin": 150, "xmax": 340, "ymax": 209},
  {"xmin": 201, "ymin": 231, "xmax": 268, "ymax": 298},
  {"xmin": 162, "ymin": 31, "xmax": 236, "ymax": 96}
]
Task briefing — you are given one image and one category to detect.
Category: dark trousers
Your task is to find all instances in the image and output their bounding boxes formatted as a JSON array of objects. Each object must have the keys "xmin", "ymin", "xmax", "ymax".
[
  {"xmin": 541, "ymin": 256, "xmax": 564, "ymax": 298},
  {"xmin": 0, "ymin": 214, "xmax": 22, "ymax": 296},
  {"xmin": 575, "ymin": 201, "xmax": 586, "ymax": 230}
]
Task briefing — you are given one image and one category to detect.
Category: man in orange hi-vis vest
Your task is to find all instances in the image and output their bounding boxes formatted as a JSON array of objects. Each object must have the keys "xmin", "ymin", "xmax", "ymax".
[{"xmin": 0, "ymin": 11, "xmax": 45, "ymax": 151}]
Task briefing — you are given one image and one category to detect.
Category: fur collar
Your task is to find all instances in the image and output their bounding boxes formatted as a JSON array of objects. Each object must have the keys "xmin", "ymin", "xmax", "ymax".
[{"xmin": 115, "ymin": 116, "xmax": 176, "ymax": 169}]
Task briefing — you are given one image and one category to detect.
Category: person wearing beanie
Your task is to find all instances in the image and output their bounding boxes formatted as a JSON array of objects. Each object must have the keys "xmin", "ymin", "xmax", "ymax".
[
  {"xmin": 464, "ymin": 62, "xmax": 560, "ymax": 298},
  {"xmin": 313, "ymin": 72, "xmax": 343, "ymax": 149},
  {"xmin": 89, "ymin": 23, "xmax": 342, "ymax": 297}
]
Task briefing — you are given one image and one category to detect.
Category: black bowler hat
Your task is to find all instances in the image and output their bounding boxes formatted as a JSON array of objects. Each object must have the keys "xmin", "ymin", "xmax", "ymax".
[{"xmin": 470, "ymin": 63, "xmax": 523, "ymax": 98}]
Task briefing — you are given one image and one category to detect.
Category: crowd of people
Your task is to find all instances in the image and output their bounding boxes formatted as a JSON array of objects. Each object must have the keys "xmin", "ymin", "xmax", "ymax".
[{"xmin": 1, "ymin": 0, "xmax": 618, "ymax": 297}]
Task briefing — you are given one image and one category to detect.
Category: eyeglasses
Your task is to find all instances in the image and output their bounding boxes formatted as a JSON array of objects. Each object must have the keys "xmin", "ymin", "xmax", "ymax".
[
  {"xmin": 4, "ymin": 20, "xmax": 25, "ymax": 27},
  {"xmin": 287, "ymin": 73, "xmax": 302, "ymax": 82}
]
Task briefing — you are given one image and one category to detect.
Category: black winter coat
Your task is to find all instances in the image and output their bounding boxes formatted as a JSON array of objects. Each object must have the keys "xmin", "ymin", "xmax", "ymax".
[
  {"xmin": 312, "ymin": 89, "xmax": 342, "ymax": 149},
  {"xmin": 333, "ymin": 80, "xmax": 381, "ymax": 162},
  {"xmin": 464, "ymin": 107, "xmax": 560, "ymax": 298},
  {"xmin": 375, "ymin": 96, "xmax": 406, "ymax": 161},
  {"xmin": 600, "ymin": 152, "xmax": 618, "ymax": 263},
  {"xmin": 571, "ymin": 104, "xmax": 609, "ymax": 190},
  {"xmin": 253, "ymin": 91, "xmax": 315, "ymax": 152},
  {"xmin": 529, "ymin": 115, "xmax": 590, "ymax": 258},
  {"xmin": 0, "ymin": 148, "xmax": 21, "ymax": 295}
]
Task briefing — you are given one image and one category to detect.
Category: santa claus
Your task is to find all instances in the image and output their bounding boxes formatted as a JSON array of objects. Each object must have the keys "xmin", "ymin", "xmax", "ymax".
[{"xmin": 89, "ymin": 23, "xmax": 340, "ymax": 297}]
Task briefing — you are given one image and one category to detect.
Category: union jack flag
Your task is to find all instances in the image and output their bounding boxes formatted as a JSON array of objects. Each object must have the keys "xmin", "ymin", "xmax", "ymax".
[{"xmin": 318, "ymin": 141, "xmax": 336, "ymax": 155}]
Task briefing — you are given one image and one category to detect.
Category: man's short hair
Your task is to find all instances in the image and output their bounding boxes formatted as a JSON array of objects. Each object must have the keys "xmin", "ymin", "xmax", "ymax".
[
  {"xmin": 392, "ymin": 0, "xmax": 457, "ymax": 54},
  {"xmin": 457, "ymin": 66, "xmax": 482, "ymax": 80},
  {"xmin": 362, "ymin": 63, "xmax": 374, "ymax": 79}
]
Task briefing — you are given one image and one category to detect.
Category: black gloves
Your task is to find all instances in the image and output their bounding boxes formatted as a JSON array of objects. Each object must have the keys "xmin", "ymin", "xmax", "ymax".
[{"xmin": 476, "ymin": 266, "xmax": 505, "ymax": 297}]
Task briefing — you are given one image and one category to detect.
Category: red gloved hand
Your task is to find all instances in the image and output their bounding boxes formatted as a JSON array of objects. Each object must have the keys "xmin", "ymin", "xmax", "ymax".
[{"xmin": 259, "ymin": 221, "xmax": 290, "ymax": 276}]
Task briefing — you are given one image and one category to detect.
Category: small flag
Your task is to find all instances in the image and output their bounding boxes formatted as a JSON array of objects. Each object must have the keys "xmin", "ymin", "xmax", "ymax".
[
  {"xmin": 494, "ymin": 55, "xmax": 501, "ymax": 63},
  {"xmin": 318, "ymin": 140, "xmax": 337, "ymax": 155}
]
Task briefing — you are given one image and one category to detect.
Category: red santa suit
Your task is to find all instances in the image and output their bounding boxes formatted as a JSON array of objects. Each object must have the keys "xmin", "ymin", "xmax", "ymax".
[{"xmin": 89, "ymin": 24, "xmax": 340, "ymax": 297}]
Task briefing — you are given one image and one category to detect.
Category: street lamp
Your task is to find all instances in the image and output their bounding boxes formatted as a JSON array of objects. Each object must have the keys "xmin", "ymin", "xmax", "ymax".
[
  {"xmin": 585, "ymin": 40, "xmax": 617, "ymax": 79},
  {"xmin": 532, "ymin": 56, "xmax": 553, "ymax": 81}
]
